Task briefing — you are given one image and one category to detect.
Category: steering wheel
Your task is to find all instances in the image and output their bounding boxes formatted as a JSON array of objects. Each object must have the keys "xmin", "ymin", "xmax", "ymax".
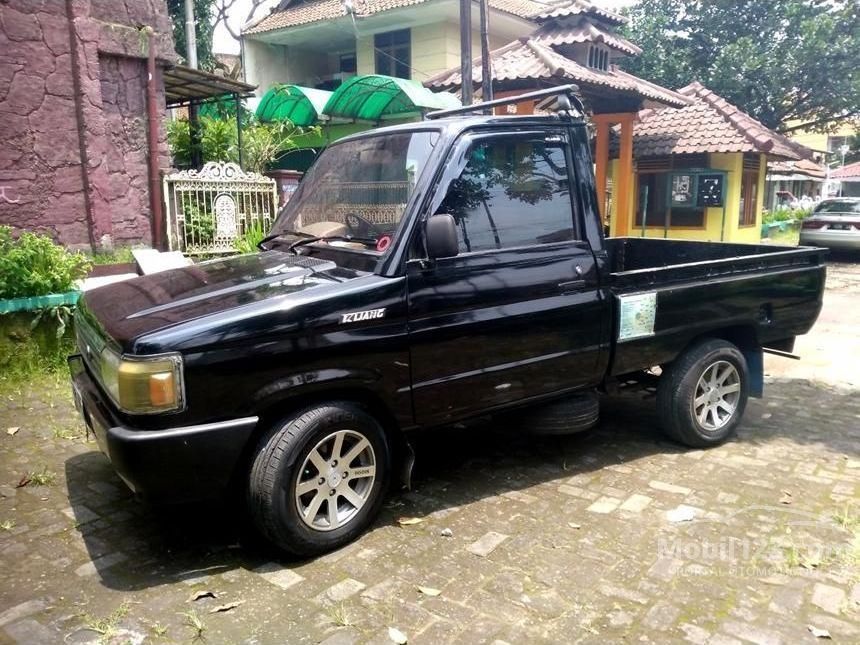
[{"xmin": 344, "ymin": 212, "xmax": 383, "ymax": 239}]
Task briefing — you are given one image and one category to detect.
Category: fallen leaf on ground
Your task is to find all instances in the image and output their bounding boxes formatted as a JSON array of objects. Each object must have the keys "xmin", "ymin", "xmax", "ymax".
[
  {"xmin": 209, "ymin": 601, "xmax": 243, "ymax": 614},
  {"xmin": 568, "ymin": 522, "xmax": 582, "ymax": 530},
  {"xmin": 807, "ymin": 625, "xmax": 832, "ymax": 639},
  {"xmin": 15, "ymin": 476, "xmax": 30, "ymax": 489},
  {"xmin": 189, "ymin": 590, "xmax": 217, "ymax": 602},
  {"xmin": 397, "ymin": 517, "xmax": 424, "ymax": 526},
  {"xmin": 388, "ymin": 626, "xmax": 408, "ymax": 644},
  {"xmin": 666, "ymin": 505, "xmax": 697, "ymax": 523},
  {"xmin": 6, "ymin": 427, "xmax": 19, "ymax": 436},
  {"xmin": 439, "ymin": 528, "xmax": 453, "ymax": 537},
  {"xmin": 417, "ymin": 586, "xmax": 441, "ymax": 597}
]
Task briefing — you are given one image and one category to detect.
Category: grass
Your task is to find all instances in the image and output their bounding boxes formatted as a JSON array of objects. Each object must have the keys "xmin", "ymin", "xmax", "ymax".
[
  {"xmin": 25, "ymin": 467, "xmax": 56, "ymax": 487},
  {"xmin": 327, "ymin": 602, "xmax": 356, "ymax": 628},
  {"xmin": 53, "ymin": 423, "xmax": 86, "ymax": 442},
  {"xmin": 88, "ymin": 247, "xmax": 136, "ymax": 266},
  {"xmin": 0, "ymin": 519, "xmax": 15, "ymax": 531},
  {"xmin": 833, "ymin": 503, "xmax": 860, "ymax": 530},
  {"xmin": 79, "ymin": 601, "xmax": 131, "ymax": 641},
  {"xmin": 179, "ymin": 610, "xmax": 206, "ymax": 641}
]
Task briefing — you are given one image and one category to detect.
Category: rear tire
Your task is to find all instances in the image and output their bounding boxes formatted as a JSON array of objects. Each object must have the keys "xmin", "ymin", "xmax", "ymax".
[
  {"xmin": 657, "ymin": 339, "xmax": 749, "ymax": 448},
  {"xmin": 248, "ymin": 403, "xmax": 390, "ymax": 556}
]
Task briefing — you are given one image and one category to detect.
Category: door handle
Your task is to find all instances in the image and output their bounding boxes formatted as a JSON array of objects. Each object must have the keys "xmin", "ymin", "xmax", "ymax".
[{"xmin": 558, "ymin": 265, "xmax": 587, "ymax": 292}]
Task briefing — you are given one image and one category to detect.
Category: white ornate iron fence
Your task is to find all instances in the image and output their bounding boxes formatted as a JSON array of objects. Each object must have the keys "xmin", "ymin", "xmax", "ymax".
[{"xmin": 163, "ymin": 162, "xmax": 278, "ymax": 255}]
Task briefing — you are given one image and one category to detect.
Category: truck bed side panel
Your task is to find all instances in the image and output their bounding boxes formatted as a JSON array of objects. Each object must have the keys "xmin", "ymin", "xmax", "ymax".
[{"xmin": 609, "ymin": 262, "xmax": 825, "ymax": 376}]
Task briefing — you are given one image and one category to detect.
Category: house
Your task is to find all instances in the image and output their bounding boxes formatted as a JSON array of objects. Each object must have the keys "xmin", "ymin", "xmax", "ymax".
[
  {"xmin": 424, "ymin": 0, "xmax": 690, "ymax": 238},
  {"xmin": 765, "ymin": 158, "xmax": 827, "ymax": 209},
  {"xmin": 831, "ymin": 161, "xmax": 860, "ymax": 198},
  {"xmin": 426, "ymin": 3, "xmax": 820, "ymax": 242},
  {"xmin": 242, "ymin": 0, "xmax": 547, "ymax": 91},
  {"xmin": 617, "ymin": 83, "xmax": 817, "ymax": 241}
]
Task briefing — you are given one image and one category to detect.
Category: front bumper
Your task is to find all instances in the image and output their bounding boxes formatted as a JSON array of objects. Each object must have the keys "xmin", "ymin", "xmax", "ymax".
[{"xmin": 69, "ymin": 355, "xmax": 258, "ymax": 503}]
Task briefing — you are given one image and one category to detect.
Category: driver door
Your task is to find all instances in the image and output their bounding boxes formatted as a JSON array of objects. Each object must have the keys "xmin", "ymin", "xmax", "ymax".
[{"xmin": 406, "ymin": 130, "xmax": 608, "ymax": 426}]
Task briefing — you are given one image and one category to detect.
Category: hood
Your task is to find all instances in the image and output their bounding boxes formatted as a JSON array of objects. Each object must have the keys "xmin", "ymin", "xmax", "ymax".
[{"xmin": 80, "ymin": 252, "xmax": 363, "ymax": 349}]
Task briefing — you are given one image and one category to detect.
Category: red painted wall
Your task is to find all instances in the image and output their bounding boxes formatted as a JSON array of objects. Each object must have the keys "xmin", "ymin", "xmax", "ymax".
[{"xmin": 0, "ymin": 0, "xmax": 177, "ymax": 250}]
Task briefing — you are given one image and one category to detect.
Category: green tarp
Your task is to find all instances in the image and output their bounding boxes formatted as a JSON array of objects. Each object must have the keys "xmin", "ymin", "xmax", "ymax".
[
  {"xmin": 323, "ymin": 75, "xmax": 461, "ymax": 121},
  {"xmin": 256, "ymin": 85, "xmax": 334, "ymax": 126}
]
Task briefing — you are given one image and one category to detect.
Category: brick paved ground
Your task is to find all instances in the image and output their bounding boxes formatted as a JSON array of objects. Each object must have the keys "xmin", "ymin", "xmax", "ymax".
[{"xmin": 1, "ymin": 258, "xmax": 858, "ymax": 644}]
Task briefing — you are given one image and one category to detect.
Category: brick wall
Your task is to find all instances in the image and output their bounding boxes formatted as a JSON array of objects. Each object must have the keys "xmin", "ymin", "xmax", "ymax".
[{"xmin": 0, "ymin": 0, "xmax": 177, "ymax": 251}]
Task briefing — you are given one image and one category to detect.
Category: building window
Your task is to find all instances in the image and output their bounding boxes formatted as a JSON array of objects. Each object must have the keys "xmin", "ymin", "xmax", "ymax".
[
  {"xmin": 739, "ymin": 170, "xmax": 759, "ymax": 226},
  {"xmin": 587, "ymin": 45, "xmax": 609, "ymax": 71},
  {"xmin": 437, "ymin": 135, "xmax": 576, "ymax": 253},
  {"xmin": 375, "ymin": 29, "xmax": 410, "ymax": 79},
  {"xmin": 635, "ymin": 172, "xmax": 706, "ymax": 228},
  {"xmin": 340, "ymin": 52, "xmax": 357, "ymax": 75}
]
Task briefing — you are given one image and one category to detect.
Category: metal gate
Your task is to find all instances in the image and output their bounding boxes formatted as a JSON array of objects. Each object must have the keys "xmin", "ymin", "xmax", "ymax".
[{"xmin": 163, "ymin": 162, "xmax": 278, "ymax": 255}]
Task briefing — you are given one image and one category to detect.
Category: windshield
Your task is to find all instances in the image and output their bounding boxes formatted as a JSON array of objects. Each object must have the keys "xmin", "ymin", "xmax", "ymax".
[
  {"xmin": 269, "ymin": 130, "xmax": 440, "ymax": 251},
  {"xmin": 814, "ymin": 199, "xmax": 860, "ymax": 214}
]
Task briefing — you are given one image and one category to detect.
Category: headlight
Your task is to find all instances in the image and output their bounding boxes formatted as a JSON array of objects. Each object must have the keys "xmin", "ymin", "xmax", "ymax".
[{"xmin": 99, "ymin": 348, "xmax": 184, "ymax": 414}]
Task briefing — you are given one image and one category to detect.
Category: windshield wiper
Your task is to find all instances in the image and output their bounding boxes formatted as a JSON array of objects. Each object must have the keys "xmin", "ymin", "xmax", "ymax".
[
  {"xmin": 288, "ymin": 235, "xmax": 378, "ymax": 254},
  {"xmin": 257, "ymin": 229, "xmax": 315, "ymax": 251}
]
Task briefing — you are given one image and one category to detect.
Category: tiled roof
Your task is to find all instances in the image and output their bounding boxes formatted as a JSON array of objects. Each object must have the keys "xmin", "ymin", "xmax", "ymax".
[
  {"xmin": 536, "ymin": 0, "xmax": 627, "ymax": 25},
  {"xmin": 831, "ymin": 160, "xmax": 860, "ymax": 179},
  {"xmin": 768, "ymin": 158, "xmax": 827, "ymax": 180},
  {"xmin": 630, "ymin": 82, "xmax": 814, "ymax": 160},
  {"xmin": 245, "ymin": 0, "xmax": 547, "ymax": 35},
  {"xmin": 424, "ymin": 37, "xmax": 688, "ymax": 108},
  {"xmin": 532, "ymin": 17, "xmax": 642, "ymax": 55}
]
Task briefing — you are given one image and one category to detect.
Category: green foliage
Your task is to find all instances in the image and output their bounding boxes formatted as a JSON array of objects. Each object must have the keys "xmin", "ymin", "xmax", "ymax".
[
  {"xmin": 166, "ymin": 115, "xmax": 316, "ymax": 173},
  {"xmin": 166, "ymin": 0, "xmax": 217, "ymax": 71},
  {"xmin": 0, "ymin": 226, "xmax": 91, "ymax": 300},
  {"xmin": 622, "ymin": 0, "xmax": 860, "ymax": 131},
  {"xmin": 0, "ymin": 310, "xmax": 78, "ymax": 385},
  {"xmin": 88, "ymin": 247, "xmax": 136, "ymax": 266},
  {"xmin": 234, "ymin": 220, "xmax": 266, "ymax": 254},
  {"xmin": 763, "ymin": 207, "xmax": 813, "ymax": 225}
]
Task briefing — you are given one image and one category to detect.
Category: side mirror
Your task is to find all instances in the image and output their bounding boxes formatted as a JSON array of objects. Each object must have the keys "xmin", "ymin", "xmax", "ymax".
[{"xmin": 425, "ymin": 214, "xmax": 459, "ymax": 259}]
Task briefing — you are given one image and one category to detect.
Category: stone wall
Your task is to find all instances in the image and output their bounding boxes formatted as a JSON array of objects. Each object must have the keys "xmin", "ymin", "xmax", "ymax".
[{"xmin": 0, "ymin": 0, "xmax": 177, "ymax": 251}]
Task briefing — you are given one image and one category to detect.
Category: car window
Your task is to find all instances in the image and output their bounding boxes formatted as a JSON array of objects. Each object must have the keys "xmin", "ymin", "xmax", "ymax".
[
  {"xmin": 814, "ymin": 200, "xmax": 860, "ymax": 214},
  {"xmin": 436, "ymin": 136, "xmax": 576, "ymax": 253}
]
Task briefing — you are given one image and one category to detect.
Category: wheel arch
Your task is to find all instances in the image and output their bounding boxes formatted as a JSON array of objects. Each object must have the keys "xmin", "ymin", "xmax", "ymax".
[
  {"xmin": 228, "ymin": 385, "xmax": 407, "ymax": 496},
  {"xmin": 672, "ymin": 325, "xmax": 764, "ymax": 398}
]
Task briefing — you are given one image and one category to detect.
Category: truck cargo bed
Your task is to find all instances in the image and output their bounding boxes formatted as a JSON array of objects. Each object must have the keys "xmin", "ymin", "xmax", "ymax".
[
  {"xmin": 605, "ymin": 238, "xmax": 827, "ymax": 376},
  {"xmin": 606, "ymin": 238, "xmax": 827, "ymax": 292}
]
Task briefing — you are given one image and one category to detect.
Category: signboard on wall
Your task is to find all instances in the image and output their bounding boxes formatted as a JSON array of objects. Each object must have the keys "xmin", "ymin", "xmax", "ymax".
[
  {"xmin": 696, "ymin": 174, "xmax": 725, "ymax": 207},
  {"xmin": 667, "ymin": 170, "xmax": 727, "ymax": 209}
]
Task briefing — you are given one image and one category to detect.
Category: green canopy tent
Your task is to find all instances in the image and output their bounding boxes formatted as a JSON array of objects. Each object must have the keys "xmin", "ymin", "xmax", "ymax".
[
  {"xmin": 256, "ymin": 85, "xmax": 334, "ymax": 127},
  {"xmin": 322, "ymin": 75, "xmax": 461, "ymax": 122}
]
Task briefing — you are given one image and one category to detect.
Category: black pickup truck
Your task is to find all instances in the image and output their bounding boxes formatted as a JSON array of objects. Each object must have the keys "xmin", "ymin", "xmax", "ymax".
[{"xmin": 69, "ymin": 87, "xmax": 826, "ymax": 555}]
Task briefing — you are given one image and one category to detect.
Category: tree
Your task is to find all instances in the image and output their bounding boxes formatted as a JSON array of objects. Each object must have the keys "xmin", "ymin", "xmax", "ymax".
[
  {"xmin": 167, "ymin": 0, "xmax": 217, "ymax": 71},
  {"xmin": 621, "ymin": 0, "xmax": 860, "ymax": 132}
]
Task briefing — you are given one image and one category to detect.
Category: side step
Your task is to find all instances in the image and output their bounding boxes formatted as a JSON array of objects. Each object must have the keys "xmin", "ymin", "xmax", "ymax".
[{"xmin": 528, "ymin": 391, "xmax": 600, "ymax": 436}]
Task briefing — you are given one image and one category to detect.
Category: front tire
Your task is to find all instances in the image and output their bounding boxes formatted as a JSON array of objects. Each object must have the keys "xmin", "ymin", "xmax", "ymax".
[
  {"xmin": 248, "ymin": 403, "xmax": 390, "ymax": 556},
  {"xmin": 657, "ymin": 338, "xmax": 749, "ymax": 448}
]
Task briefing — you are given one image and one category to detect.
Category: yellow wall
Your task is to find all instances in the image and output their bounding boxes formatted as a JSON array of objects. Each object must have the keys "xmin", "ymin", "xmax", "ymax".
[
  {"xmin": 615, "ymin": 152, "xmax": 766, "ymax": 242},
  {"xmin": 356, "ymin": 22, "xmax": 508, "ymax": 80},
  {"xmin": 787, "ymin": 119, "xmax": 858, "ymax": 153}
]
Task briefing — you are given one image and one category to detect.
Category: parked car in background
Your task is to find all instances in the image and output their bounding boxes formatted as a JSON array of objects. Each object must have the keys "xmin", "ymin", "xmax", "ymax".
[{"xmin": 800, "ymin": 197, "xmax": 860, "ymax": 251}]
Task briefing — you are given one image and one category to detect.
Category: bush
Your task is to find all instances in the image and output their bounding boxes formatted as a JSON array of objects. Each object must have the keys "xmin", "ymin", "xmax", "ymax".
[
  {"xmin": 0, "ymin": 226, "xmax": 91, "ymax": 299},
  {"xmin": 762, "ymin": 207, "xmax": 813, "ymax": 226},
  {"xmin": 234, "ymin": 220, "xmax": 266, "ymax": 254}
]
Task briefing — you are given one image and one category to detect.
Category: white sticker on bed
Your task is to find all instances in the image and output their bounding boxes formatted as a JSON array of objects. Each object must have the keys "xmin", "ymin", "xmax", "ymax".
[{"xmin": 617, "ymin": 292, "xmax": 657, "ymax": 341}]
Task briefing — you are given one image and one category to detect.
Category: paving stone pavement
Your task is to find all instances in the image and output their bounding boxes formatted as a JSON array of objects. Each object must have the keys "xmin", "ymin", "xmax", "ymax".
[{"xmin": 1, "ymin": 259, "xmax": 858, "ymax": 644}]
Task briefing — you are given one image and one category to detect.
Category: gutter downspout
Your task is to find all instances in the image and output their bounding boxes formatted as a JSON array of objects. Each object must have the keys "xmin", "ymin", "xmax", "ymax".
[{"xmin": 144, "ymin": 27, "xmax": 165, "ymax": 250}]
